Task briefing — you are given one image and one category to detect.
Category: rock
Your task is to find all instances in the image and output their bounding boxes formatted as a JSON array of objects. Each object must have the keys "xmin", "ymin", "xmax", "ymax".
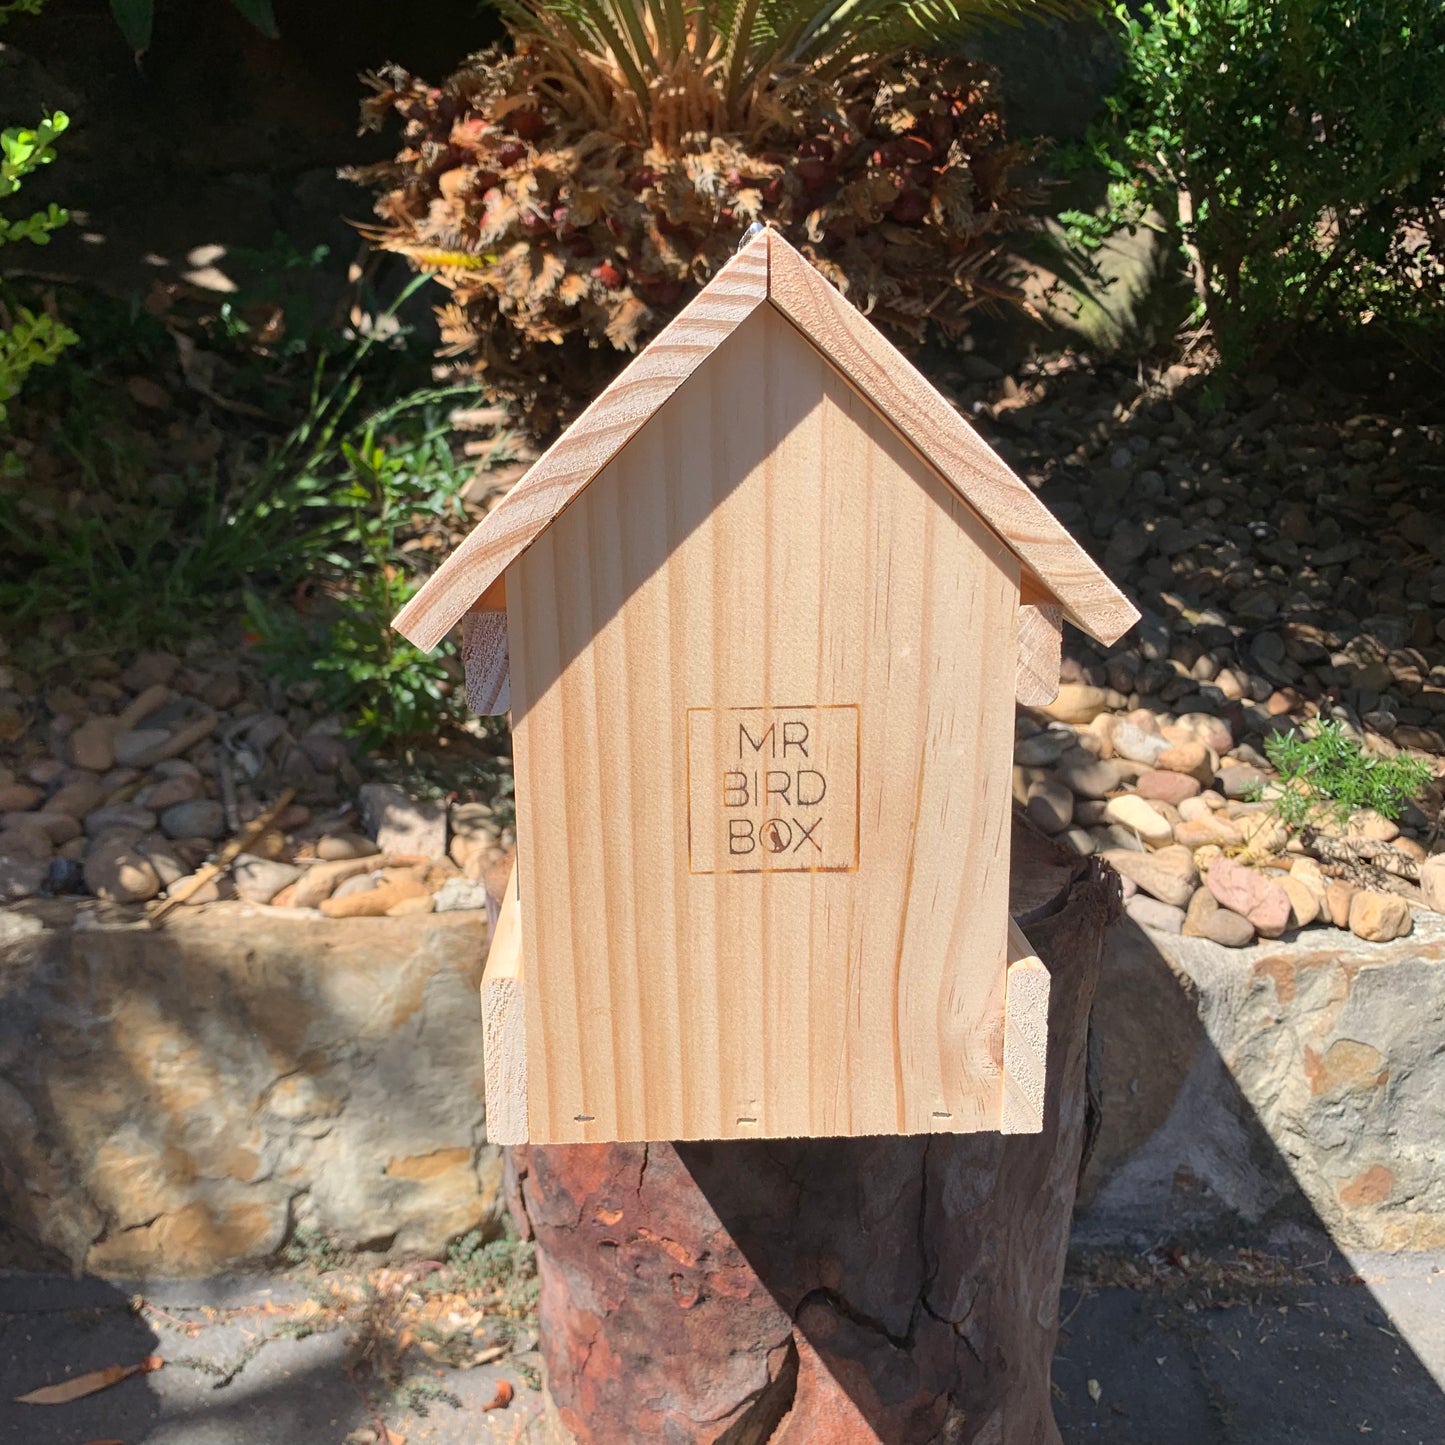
[
  {"xmin": 70, "ymin": 717, "xmax": 119, "ymax": 772},
  {"xmin": 1057, "ymin": 827, "xmax": 1095, "ymax": 856},
  {"xmin": 1183, "ymin": 887, "xmax": 1256, "ymax": 947},
  {"xmin": 299, "ymin": 733, "xmax": 350, "ymax": 773},
  {"xmin": 232, "ymin": 855, "xmax": 302, "ymax": 906},
  {"xmin": 1135, "ymin": 769, "xmax": 1201, "ymax": 807},
  {"xmin": 1348, "ymin": 810, "xmax": 1400, "ymax": 843},
  {"xmin": 1103, "ymin": 794, "xmax": 1173, "ymax": 846},
  {"xmin": 1280, "ymin": 875, "xmax": 1322, "ymax": 929},
  {"xmin": 315, "ymin": 832, "xmax": 379, "ymax": 862},
  {"xmin": 291, "ymin": 857, "xmax": 378, "ymax": 909},
  {"xmin": 112, "ymin": 728, "xmax": 171, "ymax": 767},
  {"xmin": 139, "ymin": 775, "xmax": 203, "ymax": 812},
  {"xmin": 1040, "ymin": 683, "xmax": 1115, "ymax": 725},
  {"xmin": 160, "ymin": 798, "xmax": 225, "ymax": 841},
  {"xmin": 1326, "ymin": 880, "xmax": 1359, "ymax": 929},
  {"xmin": 1173, "ymin": 815, "xmax": 1243, "ymax": 850},
  {"xmin": 1102, "ymin": 845, "xmax": 1199, "ymax": 908},
  {"xmin": 127, "ymin": 715, "xmax": 219, "ymax": 769},
  {"xmin": 357, "ymin": 783, "xmax": 447, "ymax": 859},
  {"xmin": 23, "ymin": 811, "xmax": 82, "ymax": 846},
  {"xmin": 84, "ymin": 839, "xmax": 162, "ymax": 903},
  {"xmin": 1025, "ymin": 779, "xmax": 1074, "ymax": 834},
  {"xmin": 121, "ymin": 651, "xmax": 181, "ymax": 690},
  {"xmin": 114, "ymin": 683, "xmax": 173, "ymax": 731},
  {"xmin": 84, "ymin": 804, "xmax": 157, "ymax": 838},
  {"xmin": 1206, "ymin": 856, "xmax": 1291, "ymax": 938},
  {"xmin": 320, "ymin": 877, "xmax": 429, "ymax": 918},
  {"xmin": 48, "ymin": 778, "xmax": 105, "ymax": 818},
  {"xmin": 432, "ymin": 877, "xmax": 493, "ymax": 913},
  {"xmin": 1348, "ymin": 891, "xmax": 1413, "ymax": 943},
  {"xmin": 331, "ymin": 872, "xmax": 380, "ymax": 901},
  {"xmin": 1289, "ymin": 856, "xmax": 1330, "ymax": 904},
  {"xmin": 1218, "ymin": 764, "xmax": 1268, "ymax": 800},
  {"xmin": 1109, "ymin": 720, "xmax": 1170, "ymax": 767},
  {"xmin": 0, "ymin": 782, "xmax": 42, "ymax": 812},
  {"xmin": 0, "ymin": 823, "xmax": 53, "ymax": 861},
  {"xmin": 1013, "ymin": 731, "xmax": 1072, "ymax": 767},
  {"xmin": 1165, "ymin": 713, "xmax": 1234, "ymax": 755},
  {"xmin": 0, "ymin": 856, "xmax": 46, "ymax": 902},
  {"xmin": 1155, "ymin": 740, "xmax": 1213, "ymax": 785},
  {"xmin": 1239, "ymin": 813, "xmax": 1289, "ymax": 858},
  {"xmin": 386, "ymin": 893, "xmax": 436, "ymax": 917},
  {"xmin": 1054, "ymin": 753, "xmax": 1126, "ymax": 800},
  {"xmin": 1421, "ymin": 856, "xmax": 1445, "ymax": 914},
  {"xmin": 1125, "ymin": 895, "xmax": 1185, "ymax": 934}
]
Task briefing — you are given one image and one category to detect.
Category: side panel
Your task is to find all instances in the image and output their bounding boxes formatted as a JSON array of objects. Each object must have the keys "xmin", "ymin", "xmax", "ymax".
[{"xmin": 508, "ymin": 304, "xmax": 1019, "ymax": 1143}]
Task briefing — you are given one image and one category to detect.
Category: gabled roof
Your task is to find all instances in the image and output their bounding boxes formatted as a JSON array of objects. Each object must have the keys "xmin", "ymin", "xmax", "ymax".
[{"xmin": 393, "ymin": 229, "xmax": 1138, "ymax": 651}]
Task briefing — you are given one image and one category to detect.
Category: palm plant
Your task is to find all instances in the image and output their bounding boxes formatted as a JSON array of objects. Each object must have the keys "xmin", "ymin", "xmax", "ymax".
[{"xmin": 353, "ymin": 0, "xmax": 1093, "ymax": 432}]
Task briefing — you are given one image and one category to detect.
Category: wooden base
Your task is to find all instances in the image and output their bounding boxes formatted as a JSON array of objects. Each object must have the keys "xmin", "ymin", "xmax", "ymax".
[{"xmin": 503, "ymin": 826, "xmax": 1119, "ymax": 1444}]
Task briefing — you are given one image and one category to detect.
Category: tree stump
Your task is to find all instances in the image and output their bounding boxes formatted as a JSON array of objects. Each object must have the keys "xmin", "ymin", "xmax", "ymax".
[{"xmin": 505, "ymin": 824, "xmax": 1119, "ymax": 1444}]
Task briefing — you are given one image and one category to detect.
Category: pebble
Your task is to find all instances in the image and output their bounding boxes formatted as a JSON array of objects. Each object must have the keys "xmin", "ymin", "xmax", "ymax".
[
  {"xmin": 1347, "ymin": 890, "xmax": 1413, "ymax": 943},
  {"xmin": 1103, "ymin": 794, "xmax": 1173, "ymax": 846},
  {"xmin": 1110, "ymin": 720, "xmax": 1171, "ymax": 766},
  {"xmin": 1102, "ymin": 845, "xmax": 1199, "ymax": 907},
  {"xmin": 1206, "ymin": 857, "xmax": 1292, "ymax": 938},
  {"xmin": 432, "ymin": 877, "xmax": 493, "ymax": 913},
  {"xmin": 1173, "ymin": 815, "xmax": 1243, "ymax": 849},
  {"xmin": 1135, "ymin": 769, "xmax": 1201, "ymax": 807},
  {"xmin": 1057, "ymin": 826, "xmax": 1095, "ymax": 856},
  {"xmin": 1347, "ymin": 810, "xmax": 1400, "ymax": 843},
  {"xmin": 1325, "ymin": 880, "xmax": 1359, "ymax": 929},
  {"xmin": 386, "ymin": 892, "xmax": 436, "ymax": 916},
  {"xmin": 0, "ymin": 783, "xmax": 42, "ymax": 812},
  {"xmin": 1054, "ymin": 753, "xmax": 1125, "ymax": 800},
  {"xmin": 1014, "ymin": 731, "xmax": 1072, "ymax": 766},
  {"xmin": 1125, "ymin": 895, "xmax": 1185, "ymax": 934},
  {"xmin": 160, "ymin": 799, "xmax": 225, "ymax": 841},
  {"xmin": 315, "ymin": 832, "xmax": 380, "ymax": 862},
  {"xmin": 1041, "ymin": 683, "xmax": 1119, "ymax": 725},
  {"xmin": 330, "ymin": 872, "xmax": 380, "ymax": 901},
  {"xmin": 1421, "ymin": 856, "xmax": 1445, "ymax": 914},
  {"xmin": 1165, "ymin": 713, "xmax": 1234, "ymax": 755},
  {"xmin": 233, "ymin": 855, "xmax": 302, "ymax": 905},
  {"xmin": 112, "ymin": 729, "xmax": 171, "ymax": 767},
  {"xmin": 84, "ymin": 804, "xmax": 157, "ymax": 838},
  {"xmin": 0, "ymin": 856, "xmax": 46, "ymax": 902},
  {"xmin": 23, "ymin": 811, "xmax": 81, "ymax": 845},
  {"xmin": 291, "ymin": 857, "xmax": 378, "ymax": 909},
  {"xmin": 1155, "ymin": 740, "xmax": 1213, "ymax": 784},
  {"xmin": 1025, "ymin": 779, "xmax": 1074, "ymax": 834},
  {"xmin": 1218, "ymin": 764, "xmax": 1268, "ymax": 800},
  {"xmin": 320, "ymin": 877, "xmax": 429, "ymax": 918},
  {"xmin": 1280, "ymin": 875, "xmax": 1321, "ymax": 928},
  {"xmin": 139, "ymin": 775, "xmax": 203, "ymax": 811},
  {"xmin": 69, "ymin": 717, "xmax": 119, "ymax": 772},
  {"xmin": 84, "ymin": 838, "xmax": 162, "ymax": 903},
  {"xmin": 1183, "ymin": 887, "xmax": 1256, "ymax": 948},
  {"xmin": 358, "ymin": 783, "xmax": 448, "ymax": 860}
]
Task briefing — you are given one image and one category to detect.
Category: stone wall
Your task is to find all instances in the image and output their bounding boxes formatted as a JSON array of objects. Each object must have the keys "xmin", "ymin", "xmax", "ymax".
[
  {"xmin": 0, "ymin": 900, "xmax": 503, "ymax": 1276},
  {"xmin": 1079, "ymin": 912, "xmax": 1445, "ymax": 1252}
]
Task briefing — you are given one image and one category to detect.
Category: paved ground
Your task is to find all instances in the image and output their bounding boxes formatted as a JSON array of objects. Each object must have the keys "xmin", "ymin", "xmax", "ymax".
[{"xmin": 2, "ymin": 1248, "xmax": 1441, "ymax": 1444}]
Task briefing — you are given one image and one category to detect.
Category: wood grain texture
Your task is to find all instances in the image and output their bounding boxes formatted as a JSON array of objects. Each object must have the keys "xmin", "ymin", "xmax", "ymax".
[
  {"xmin": 764, "ymin": 233, "xmax": 1138, "ymax": 646},
  {"xmin": 508, "ymin": 304, "xmax": 1019, "ymax": 1144},
  {"xmin": 1016, "ymin": 602, "xmax": 1064, "ymax": 706},
  {"xmin": 393, "ymin": 234, "xmax": 771, "ymax": 651},
  {"xmin": 481, "ymin": 861, "xmax": 527, "ymax": 1145},
  {"xmin": 1001, "ymin": 918, "xmax": 1049, "ymax": 1135},
  {"xmin": 461, "ymin": 608, "xmax": 511, "ymax": 715}
]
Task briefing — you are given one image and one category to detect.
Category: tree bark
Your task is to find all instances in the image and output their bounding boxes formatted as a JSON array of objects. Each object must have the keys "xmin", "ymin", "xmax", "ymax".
[{"xmin": 506, "ymin": 824, "xmax": 1118, "ymax": 1444}]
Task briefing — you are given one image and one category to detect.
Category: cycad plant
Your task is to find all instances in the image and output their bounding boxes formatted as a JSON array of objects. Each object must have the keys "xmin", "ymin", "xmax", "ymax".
[{"xmin": 353, "ymin": 0, "xmax": 1091, "ymax": 432}]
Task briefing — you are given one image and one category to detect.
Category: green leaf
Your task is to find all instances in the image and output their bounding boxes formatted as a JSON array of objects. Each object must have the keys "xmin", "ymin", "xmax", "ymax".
[
  {"xmin": 228, "ymin": 0, "xmax": 279, "ymax": 38},
  {"xmin": 109, "ymin": 0, "xmax": 153, "ymax": 53}
]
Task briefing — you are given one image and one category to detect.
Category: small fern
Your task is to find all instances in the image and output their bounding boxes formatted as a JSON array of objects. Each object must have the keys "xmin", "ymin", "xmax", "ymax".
[{"xmin": 1264, "ymin": 720, "xmax": 1434, "ymax": 830}]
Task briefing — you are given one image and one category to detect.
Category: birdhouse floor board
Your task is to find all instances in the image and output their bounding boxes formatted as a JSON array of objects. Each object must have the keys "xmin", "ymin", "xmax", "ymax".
[{"xmin": 505, "ymin": 303, "xmax": 1019, "ymax": 1145}]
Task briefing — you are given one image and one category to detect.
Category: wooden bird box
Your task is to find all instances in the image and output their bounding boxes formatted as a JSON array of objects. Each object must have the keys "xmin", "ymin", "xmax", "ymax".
[{"xmin": 394, "ymin": 229, "xmax": 1137, "ymax": 1147}]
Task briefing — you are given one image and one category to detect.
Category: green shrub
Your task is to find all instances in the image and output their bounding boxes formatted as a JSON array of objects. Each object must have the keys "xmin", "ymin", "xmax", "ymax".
[
  {"xmin": 0, "ymin": 12, "xmax": 75, "ymax": 438},
  {"xmin": 1264, "ymin": 720, "xmax": 1435, "ymax": 830},
  {"xmin": 1064, "ymin": 0, "xmax": 1445, "ymax": 365}
]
